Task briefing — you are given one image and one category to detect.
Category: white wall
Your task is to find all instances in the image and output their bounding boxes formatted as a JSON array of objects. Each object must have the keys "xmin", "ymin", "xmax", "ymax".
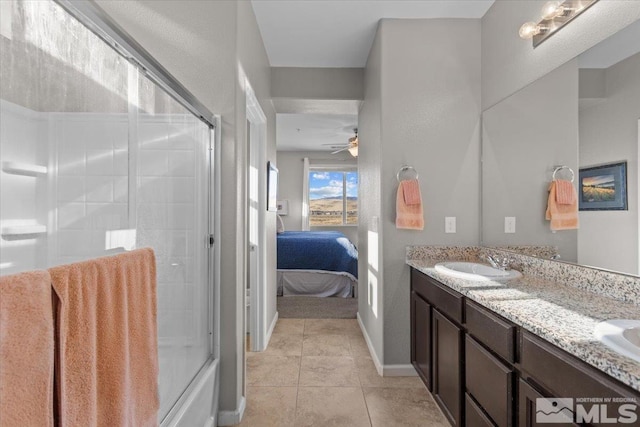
[
  {"xmin": 482, "ymin": 60, "xmax": 579, "ymax": 261},
  {"xmin": 360, "ymin": 18, "xmax": 481, "ymax": 366},
  {"xmin": 97, "ymin": 0, "xmax": 276, "ymax": 423},
  {"xmin": 0, "ymin": 101, "xmax": 49, "ymax": 275},
  {"xmin": 276, "ymin": 150, "xmax": 358, "ymax": 244},
  {"xmin": 579, "ymin": 53, "xmax": 640, "ymax": 274},
  {"xmin": 482, "ymin": 0, "xmax": 640, "ymax": 110}
]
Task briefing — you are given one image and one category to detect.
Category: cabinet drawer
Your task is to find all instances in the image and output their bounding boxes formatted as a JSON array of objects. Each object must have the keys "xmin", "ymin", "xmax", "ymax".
[
  {"xmin": 411, "ymin": 269, "xmax": 463, "ymax": 324},
  {"xmin": 465, "ymin": 300, "xmax": 516, "ymax": 363},
  {"xmin": 466, "ymin": 336, "xmax": 514, "ymax": 427},
  {"xmin": 466, "ymin": 394, "xmax": 496, "ymax": 427},
  {"xmin": 521, "ymin": 333, "xmax": 639, "ymax": 407},
  {"xmin": 518, "ymin": 380, "xmax": 577, "ymax": 427}
]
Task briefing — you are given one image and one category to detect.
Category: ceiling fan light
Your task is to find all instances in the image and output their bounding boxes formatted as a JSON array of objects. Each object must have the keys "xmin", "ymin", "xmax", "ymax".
[{"xmin": 348, "ymin": 145, "xmax": 358, "ymax": 157}]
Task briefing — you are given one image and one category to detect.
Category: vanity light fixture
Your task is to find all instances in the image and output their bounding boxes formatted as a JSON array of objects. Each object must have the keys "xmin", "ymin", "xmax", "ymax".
[{"xmin": 519, "ymin": 0, "xmax": 599, "ymax": 47}]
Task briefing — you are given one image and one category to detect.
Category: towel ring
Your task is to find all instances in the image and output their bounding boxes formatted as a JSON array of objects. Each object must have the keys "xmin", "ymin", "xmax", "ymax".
[
  {"xmin": 397, "ymin": 165, "xmax": 419, "ymax": 182},
  {"xmin": 552, "ymin": 165, "xmax": 575, "ymax": 183}
]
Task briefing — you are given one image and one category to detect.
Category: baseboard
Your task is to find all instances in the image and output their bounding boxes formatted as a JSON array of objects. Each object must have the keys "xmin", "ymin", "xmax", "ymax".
[
  {"xmin": 356, "ymin": 313, "xmax": 418, "ymax": 377},
  {"xmin": 217, "ymin": 396, "xmax": 246, "ymax": 426},
  {"xmin": 383, "ymin": 364, "xmax": 418, "ymax": 377},
  {"xmin": 265, "ymin": 311, "xmax": 279, "ymax": 346},
  {"xmin": 356, "ymin": 312, "xmax": 384, "ymax": 376}
]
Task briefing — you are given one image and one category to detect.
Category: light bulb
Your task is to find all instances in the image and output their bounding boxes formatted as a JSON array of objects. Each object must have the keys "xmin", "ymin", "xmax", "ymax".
[
  {"xmin": 519, "ymin": 22, "xmax": 542, "ymax": 39},
  {"xmin": 541, "ymin": 1, "xmax": 565, "ymax": 20}
]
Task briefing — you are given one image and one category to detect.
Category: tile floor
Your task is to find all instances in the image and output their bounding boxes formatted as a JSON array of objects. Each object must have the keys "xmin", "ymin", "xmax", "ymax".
[{"xmin": 237, "ymin": 318, "xmax": 449, "ymax": 427}]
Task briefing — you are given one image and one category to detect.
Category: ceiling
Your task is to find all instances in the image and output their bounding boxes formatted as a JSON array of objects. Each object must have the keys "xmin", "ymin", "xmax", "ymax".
[
  {"xmin": 251, "ymin": 0, "xmax": 495, "ymax": 68},
  {"xmin": 257, "ymin": 1, "xmax": 494, "ymax": 152},
  {"xmin": 277, "ymin": 114, "xmax": 358, "ymax": 151}
]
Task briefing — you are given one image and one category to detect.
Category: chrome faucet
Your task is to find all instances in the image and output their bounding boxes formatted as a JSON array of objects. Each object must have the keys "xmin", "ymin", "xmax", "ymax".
[{"xmin": 486, "ymin": 254, "xmax": 513, "ymax": 271}]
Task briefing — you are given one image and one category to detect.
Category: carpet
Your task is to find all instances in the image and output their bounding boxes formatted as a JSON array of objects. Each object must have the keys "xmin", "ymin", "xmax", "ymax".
[{"xmin": 277, "ymin": 296, "xmax": 358, "ymax": 319}]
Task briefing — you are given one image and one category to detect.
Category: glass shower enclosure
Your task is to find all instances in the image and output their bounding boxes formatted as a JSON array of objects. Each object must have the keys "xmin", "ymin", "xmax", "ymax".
[{"xmin": 0, "ymin": 0, "xmax": 217, "ymax": 422}]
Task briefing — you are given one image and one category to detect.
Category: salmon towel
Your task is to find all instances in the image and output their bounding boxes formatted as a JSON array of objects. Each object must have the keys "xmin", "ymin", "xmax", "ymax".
[
  {"xmin": 49, "ymin": 248, "xmax": 159, "ymax": 427},
  {"xmin": 555, "ymin": 179, "xmax": 576, "ymax": 205},
  {"xmin": 396, "ymin": 180, "xmax": 424, "ymax": 230},
  {"xmin": 402, "ymin": 179, "xmax": 422, "ymax": 206},
  {"xmin": 0, "ymin": 271, "xmax": 54, "ymax": 427},
  {"xmin": 546, "ymin": 181, "xmax": 579, "ymax": 231}
]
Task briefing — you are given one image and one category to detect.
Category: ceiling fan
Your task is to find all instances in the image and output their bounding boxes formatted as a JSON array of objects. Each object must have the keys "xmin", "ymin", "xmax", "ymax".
[{"xmin": 323, "ymin": 128, "xmax": 358, "ymax": 157}]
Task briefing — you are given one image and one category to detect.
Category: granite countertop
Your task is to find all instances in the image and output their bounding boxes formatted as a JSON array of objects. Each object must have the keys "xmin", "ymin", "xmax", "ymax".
[{"xmin": 406, "ymin": 257, "xmax": 640, "ymax": 392}]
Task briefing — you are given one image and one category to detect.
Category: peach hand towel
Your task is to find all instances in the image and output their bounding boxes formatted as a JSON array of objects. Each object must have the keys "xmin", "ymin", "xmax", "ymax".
[
  {"xmin": 0, "ymin": 271, "xmax": 54, "ymax": 427},
  {"xmin": 402, "ymin": 179, "xmax": 422, "ymax": 206},
  {"xmin": 555, "ymin": 179, "xmax": 576, "ymax": 205},
  {"xmin": 49, "ymin": 248, "xmax": 159, "ymax": 427},
  {"xmin": 396, "ymin": 180, "xmax": 424, "ymax": 230},
  {"xmin": 546, "ymin": 181, "xmax": 579, "ymax": 231}
]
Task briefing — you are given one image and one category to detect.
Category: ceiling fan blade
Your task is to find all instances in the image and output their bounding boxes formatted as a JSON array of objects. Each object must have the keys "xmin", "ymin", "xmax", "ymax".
[
  {"xmin": 331, "ymin": 147, "xmax": 350, "ymax": 154},
  {"xmin": 322, "ymin": 143, "xmax": 349, "ymax": 146}
]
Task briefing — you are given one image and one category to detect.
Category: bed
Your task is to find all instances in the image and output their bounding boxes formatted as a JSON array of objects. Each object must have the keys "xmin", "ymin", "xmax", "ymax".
[{"xmin": 276, "ymin": 231, "xmax": 358, "ymax": 298}]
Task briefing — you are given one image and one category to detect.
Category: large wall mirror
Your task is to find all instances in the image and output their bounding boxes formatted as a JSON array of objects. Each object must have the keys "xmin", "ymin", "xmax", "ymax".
[{"xmin": 482, "ymin": 20, "xmax": 640, "ymax": 276}]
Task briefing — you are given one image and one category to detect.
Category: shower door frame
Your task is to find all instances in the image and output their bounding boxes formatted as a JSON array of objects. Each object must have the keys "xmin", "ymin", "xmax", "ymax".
[{"xmin": 52, "ymin": 1, "xmax": 221, "ymax": 425}]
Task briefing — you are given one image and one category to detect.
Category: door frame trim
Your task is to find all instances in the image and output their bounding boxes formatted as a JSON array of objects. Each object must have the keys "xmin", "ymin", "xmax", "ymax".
[{"xmin": 246, "ymin": 85, "xmax": 268, "ymax": 352}]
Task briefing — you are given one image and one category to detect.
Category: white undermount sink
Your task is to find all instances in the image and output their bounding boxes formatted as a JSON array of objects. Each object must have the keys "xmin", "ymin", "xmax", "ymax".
[
  {"xmin": 594, "ymin": 319, "xmax": 640, "ymax": 363},
  {"xmin": 434, "ymin": 262, "xmax": 522, "ymax": 282}
]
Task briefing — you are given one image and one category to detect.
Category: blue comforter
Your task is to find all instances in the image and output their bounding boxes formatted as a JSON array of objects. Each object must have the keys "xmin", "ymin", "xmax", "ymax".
[{"xmin": 277, "ymin": 231, "xmax": 358, "ymax": 279}]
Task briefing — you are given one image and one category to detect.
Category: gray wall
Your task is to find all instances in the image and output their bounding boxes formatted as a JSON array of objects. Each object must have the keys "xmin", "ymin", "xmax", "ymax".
[
  {"xmin": 276, "ymin": 150, "xmax": 358, "ymax": 244},
  {"xmin": 237, "ymin": 0, "xmax": 278, "ymax": 406},
  {"xmin": 360, "ymin": 18, "xmax": 481, "ymax": 366},
  {"xmin": 579, "ymin": 53, "xmax": 640, "ymax": 274},
  {"xmin": 98, "ymin": 0, "xmax": 277, "ymax": 418},
  {"xmin": 481, "ymin": 0, "xmax": 640, "ymax": 110},
  {"xmin": 482, "ymin": 60, "xmax": 579, "ymax": 261},
  {"xmin": 272, "ymin": 67, "xmax": 364, "ymax": 100},
  {"xmin": 271, "ymin": 67, "xmax": 363, "ymax": 115},
  {"xmin": 358, "ymin": 23, "xmax": 384, "ymax": 361}
]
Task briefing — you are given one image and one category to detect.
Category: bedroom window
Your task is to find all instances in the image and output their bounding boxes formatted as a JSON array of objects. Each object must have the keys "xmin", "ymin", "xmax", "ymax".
[{"xmin": 308, "ymin": 169, "xmax": 358, "ymax": 226}]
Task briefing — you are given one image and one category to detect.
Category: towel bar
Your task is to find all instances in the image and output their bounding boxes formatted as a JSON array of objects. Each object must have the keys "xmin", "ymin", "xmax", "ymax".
[
  {"xmin": 552, "ymin": 165, "xmax": 575, "ymax": 183},
  {"xmin": 397, "ymin": 165, "xmax": 419, "ymax": 182}
]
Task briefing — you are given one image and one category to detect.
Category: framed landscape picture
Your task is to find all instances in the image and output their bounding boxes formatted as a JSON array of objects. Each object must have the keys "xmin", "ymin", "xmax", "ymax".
[
  {"xmin": 579, "ymin": 161, "xmax": 627, "ymax": 211},
  {"xmin": 267, "ymin": 161, "xmax": 278, "ymax": 212}
]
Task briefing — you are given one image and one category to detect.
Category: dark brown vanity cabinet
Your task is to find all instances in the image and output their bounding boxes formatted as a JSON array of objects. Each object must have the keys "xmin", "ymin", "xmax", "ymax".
[
  {"xmin": 411, "ymin": 268, "xmax": 464, "ymax": 427},
  {"xmin": 409, "ymin": 267, "xmax": 640, "ymax": 427}
]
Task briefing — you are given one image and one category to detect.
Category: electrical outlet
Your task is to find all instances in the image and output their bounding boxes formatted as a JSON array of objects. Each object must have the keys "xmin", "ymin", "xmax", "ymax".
[
  {"xmin": 505, "ymin": 217, "xmax": 516, "ymax": 233},
  {"xmin": 445, "ymin": 217, "xmax": 456, "ymax": 233}
]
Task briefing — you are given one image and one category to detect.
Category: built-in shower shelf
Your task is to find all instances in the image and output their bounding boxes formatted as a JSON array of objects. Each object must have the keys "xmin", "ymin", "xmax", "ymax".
[
  {"xmin": 1, "ymin": 225, "xmax": 47, "ymax": 237},
  {"xmin": 2, "ymin": 161, "xmax": 48, "ymax": 176}
]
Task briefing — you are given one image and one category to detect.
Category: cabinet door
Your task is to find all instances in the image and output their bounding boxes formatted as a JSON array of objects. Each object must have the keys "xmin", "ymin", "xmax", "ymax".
[
  {"xmin": 411, "ymin": 291, "xmax": 432, "ymax": 389},
  {"xmin": 433, "ymin": 309, "xmax": 463, "ymax": 427},
  {"xmin": 519, "ymin": 380, "xmax": 577, "ymax": 427}
]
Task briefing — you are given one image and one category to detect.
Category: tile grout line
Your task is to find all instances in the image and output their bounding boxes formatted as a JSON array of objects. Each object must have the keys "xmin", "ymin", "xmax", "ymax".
[
  {"xmin": 350, "ymin": 331, "xmax": 374, "ymax": 426},
  {"xmin": 293, "ymin": 319, "xmax": 305, "ymax": 426}
]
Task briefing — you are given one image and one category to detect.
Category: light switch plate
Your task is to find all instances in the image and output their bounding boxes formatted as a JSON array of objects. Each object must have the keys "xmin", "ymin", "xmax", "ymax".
[
  {"xmin": 505, "ymin": 217, "xmax": 516, "ymax": 233},
  {"xmin": 445, "ymin": 217, "xmax": 456, "ymax": 233}
]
